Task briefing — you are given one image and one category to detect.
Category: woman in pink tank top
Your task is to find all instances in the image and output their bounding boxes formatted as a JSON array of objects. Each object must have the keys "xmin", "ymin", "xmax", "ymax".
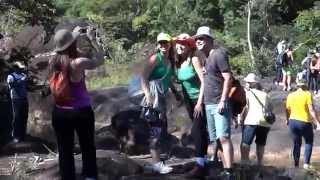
[{"xmin": 49, "ymin": 26, "xmax": 104, "ymax": 180}]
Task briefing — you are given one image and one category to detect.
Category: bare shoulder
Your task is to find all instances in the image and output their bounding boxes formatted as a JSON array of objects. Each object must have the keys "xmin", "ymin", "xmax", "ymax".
[
  {"xmin": 73, "ymin": 57, "xmax": 89, "ymax": 65},
  {"xmin": 191, "ymin": 56, "xmax": 201, "ymax": 64},
  {"xmin": 149, "ymin": 54, "xmax": 158, "ymax": 64},
  {"xmin": 71, "ymin": 57, "xmax": 91, "ymax": 70},
  {"xmin": 143, "ymin": 54, "xmax": 159, "ymax": 68}
]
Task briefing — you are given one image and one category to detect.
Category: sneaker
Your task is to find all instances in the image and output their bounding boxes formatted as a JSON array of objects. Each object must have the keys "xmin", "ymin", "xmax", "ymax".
[
  {"xmin": 84, "ymin": 178, "xmax": 96, "ymax": 180},
  {"xmin": 303, "ymin": 163, "xmax": 310, "ymax": 170},
  {"xmin": 287, "ymin": 86, "xmax": 291, "ymax": 91},
  {"xmin": 219, "ymin": 171, "xmax": 235, "ymax": 180},
  {"xmin": 11, "ymin": 138, "xmax": 20, "ymax": 144},
  {"xmin": 149, "ymin": 161, "xmax": 173, "ymax": 174},
  {"xmin": 184, "ymin": 164, "xmax": 206, "ymax": 178},
  {"xmin": 283, "ymin": 87, "xmax": 287, "ymax": 91}
]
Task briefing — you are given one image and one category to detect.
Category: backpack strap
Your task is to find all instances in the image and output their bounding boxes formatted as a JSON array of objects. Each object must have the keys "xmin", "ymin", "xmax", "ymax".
[{"xmin": 248, "ymin": 89, "xmax": 265, "ymax": 112}]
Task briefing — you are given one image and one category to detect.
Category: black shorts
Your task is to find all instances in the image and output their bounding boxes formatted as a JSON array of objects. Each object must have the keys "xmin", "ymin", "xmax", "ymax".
[{"xmin": 241, "ymin": 125, "xmax": 270, "ymax": 146}]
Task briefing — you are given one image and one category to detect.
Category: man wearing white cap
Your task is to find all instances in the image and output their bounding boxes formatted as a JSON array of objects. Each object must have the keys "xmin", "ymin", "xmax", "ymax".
[
  {"xmin": 7, "ymin": 61, "xmax": 28, "ymax": 143},
  {"xmin": 240, "ymin": 73, "xmax": 272, "ymax": 166},
  {"xmin": 194, "ymin": 26, "xmax": 234, "ymax": 178}
]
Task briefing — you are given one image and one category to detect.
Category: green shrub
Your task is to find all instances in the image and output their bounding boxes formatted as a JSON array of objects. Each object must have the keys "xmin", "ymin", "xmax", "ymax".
[
  {"xmin": 230, "ymin": 53, "xmax": 252, "ymax": 76},
  {"xmin": 87, "ymin": 61, "xmax": 133, "ymax": 90}
]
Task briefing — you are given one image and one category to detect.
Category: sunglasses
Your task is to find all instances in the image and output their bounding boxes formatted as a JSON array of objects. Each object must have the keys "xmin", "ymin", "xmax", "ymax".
[
  {"xmin": 195, "ymin": 36, "xmax": 206, "ymax": 41},
  {"xmin": 158, "ymin": 40, "xmax": 169, "ymax": 45}
]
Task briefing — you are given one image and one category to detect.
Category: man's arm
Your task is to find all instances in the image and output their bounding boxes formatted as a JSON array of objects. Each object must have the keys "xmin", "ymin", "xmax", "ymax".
[
  {"xmin": 220, "ymin": 72, "xmax": 232, "ymax": 102},
  {"xmin": 7, "ymin": 74, "xmax": 17, "ymax": 88},
  {"xmin": 215, "ymin": 49, "xmax": 232, "ymax": 113}
]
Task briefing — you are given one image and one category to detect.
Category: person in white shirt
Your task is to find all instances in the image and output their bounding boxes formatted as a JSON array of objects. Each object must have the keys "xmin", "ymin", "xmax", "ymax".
[
  {"xmin": 239, "ymin": 73, "xmax": 272, "ymax": 165},
  {"xmin": 276, "ymin": 40, "xmax": 286, "ymax": 55}
]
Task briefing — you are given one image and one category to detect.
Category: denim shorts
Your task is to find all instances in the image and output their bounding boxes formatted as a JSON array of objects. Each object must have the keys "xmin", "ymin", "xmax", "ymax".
[
  {"xmin": 241, "ymin": 125, "xmax": 270, "ymax": 146},
  {"xmin": 205, "ymin": 103, "xmax": 232, "ymax": 142}
]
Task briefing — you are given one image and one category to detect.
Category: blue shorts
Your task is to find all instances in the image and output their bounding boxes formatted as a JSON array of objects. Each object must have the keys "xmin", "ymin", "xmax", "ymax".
[
  {"xmin": 205, "ymin": 103, "xmax": 232, "ymax": 142},
  {"xmin": 241, "ymin": 125, "xmax": 270, "ymax": 146}
]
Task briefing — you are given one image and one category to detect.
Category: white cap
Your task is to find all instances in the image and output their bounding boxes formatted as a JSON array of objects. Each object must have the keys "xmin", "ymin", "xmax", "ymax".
[
  {"xmin": 244, "ymin": 73, "xmax": 260, "ymax": 83},
  {"xmin": 14, "ymin": 61, "xmax": 26, "ymax": 69},
  {"xmin": 194, "ymin": 26, "xmax": 213, "ymax": 39}
]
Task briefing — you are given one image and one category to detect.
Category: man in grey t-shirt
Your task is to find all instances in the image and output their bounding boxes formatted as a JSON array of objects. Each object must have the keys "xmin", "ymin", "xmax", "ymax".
[{"xmin": 194, "ymin": 26, "xmax": 234, "ymax": 178}]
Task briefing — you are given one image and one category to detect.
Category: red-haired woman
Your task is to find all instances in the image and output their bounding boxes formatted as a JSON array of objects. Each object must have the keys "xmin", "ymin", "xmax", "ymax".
[{"xmin": 174, "ymin": 33, "xmax": 208, "ymax": 178}]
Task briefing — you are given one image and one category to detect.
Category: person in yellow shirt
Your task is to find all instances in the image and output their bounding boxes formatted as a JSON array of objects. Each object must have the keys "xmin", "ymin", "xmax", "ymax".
[{"xmin": 286, "ymin": 74, "xmax": 320, "ymax": 169}]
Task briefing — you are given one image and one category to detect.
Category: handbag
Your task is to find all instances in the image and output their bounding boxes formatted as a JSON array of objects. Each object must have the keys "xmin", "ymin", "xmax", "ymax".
[
  {"xmin": 249, "ymin": 89, "xmax": 276, "ymax": 124},
  {"xmin": 141, "ymin": 106, "xmax": 161, "ymax": 123}
]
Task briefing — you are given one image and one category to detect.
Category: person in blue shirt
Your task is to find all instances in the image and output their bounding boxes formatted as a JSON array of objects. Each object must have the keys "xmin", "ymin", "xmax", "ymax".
[{"xmin": 7, "ymin": 61, "xmax": 29, "ymax": 143}]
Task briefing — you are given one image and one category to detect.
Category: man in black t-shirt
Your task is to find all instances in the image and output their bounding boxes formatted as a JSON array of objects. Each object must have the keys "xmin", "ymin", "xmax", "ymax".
[{"xmin": 194, "ymin": 26, "xmax": 234, "ymax": 178}]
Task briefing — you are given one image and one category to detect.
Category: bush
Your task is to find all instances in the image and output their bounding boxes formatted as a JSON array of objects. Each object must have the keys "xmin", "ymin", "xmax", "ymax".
[
  {"xmin": 255, "ymin": 47, "xmax": 276, "ymax": 77},
  {"xmin": 230, "ymin": 53, "xmax": 252, "ymax": 76},
  {"xmin": 87, "ymin": 61, "xmax": 134, "ymax": 90}
]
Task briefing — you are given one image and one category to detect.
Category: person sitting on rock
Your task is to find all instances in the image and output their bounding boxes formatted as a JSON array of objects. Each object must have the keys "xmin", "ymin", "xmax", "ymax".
[
  {"xmin": 286, "ymin": 74, "xmax": 320, "ymax": 169},
  {"xmin": 239, "ymin": 73, "xmax": 272, "ymax": 166}
]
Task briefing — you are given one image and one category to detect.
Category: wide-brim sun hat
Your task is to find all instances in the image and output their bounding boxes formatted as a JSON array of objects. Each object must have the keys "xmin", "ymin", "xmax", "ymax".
[
  {"xmin": 54, "ymin": 29, "xmax": 80, "ymax": 52},
  {"xmin": 193, "ymin": 26, "xmax": 213, "ymax": 39},
  {"xmin": 157, "ymin": 32, "xmax": 171, "ymax": 42},
  {"xmin": 14, "ymin": 61, "xmax": 26, "ymax": 69},
  {"xmin": 244, "ymin": 73, "xmax": 260, "ymax": 83},
  {"xmin": 174, "ymin": 33, "xmax": 196, "ymax": 49}
]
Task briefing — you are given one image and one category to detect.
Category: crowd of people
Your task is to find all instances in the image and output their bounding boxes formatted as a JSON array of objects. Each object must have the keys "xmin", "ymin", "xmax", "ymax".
[
  {"xmin": 4, "ymin": 25, "xmax": 320, "ymax": 180},
  {"xmin": 274, "ymin": 40, "xmax": 320, "ymax": 94}
]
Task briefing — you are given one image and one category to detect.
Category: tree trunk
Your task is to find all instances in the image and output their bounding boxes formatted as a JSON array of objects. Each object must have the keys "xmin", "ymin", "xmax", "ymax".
[{"xmin": 247, "ymin": 0, "xmax": 255, "ymax": 70}]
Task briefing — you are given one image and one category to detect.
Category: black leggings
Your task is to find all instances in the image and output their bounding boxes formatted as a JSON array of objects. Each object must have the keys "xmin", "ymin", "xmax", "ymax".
[
  {"xmin": 185, "ymin": 98, "xmax": 208, "ymax": 158},
  {"xmin": 310, "ymin": 71, "xmax": 318, "ymax": 92},
  {"xmin": 12, "ymin": 99, "xmax": 28, "ymax": 140},
  {"xmin": 275, "ymin": 65, "xmax": 283, "ymax": 83},
  {"xmin": 52, "ymin": 106, "xmax": 97, "ymax": 180}
]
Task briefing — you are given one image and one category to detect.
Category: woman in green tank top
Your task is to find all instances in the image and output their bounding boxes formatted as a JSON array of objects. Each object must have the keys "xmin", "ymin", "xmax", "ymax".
[
  {"xmin": 141, "ymin": 32, "xmax": 174, "ymax": 106},
  {"xmin": 175, "ymin": 33, "xmax": 208, "ymax": 178},
  {"xmin": 140, "ymin": 32, "xmax": 175, "ymax": 174}
]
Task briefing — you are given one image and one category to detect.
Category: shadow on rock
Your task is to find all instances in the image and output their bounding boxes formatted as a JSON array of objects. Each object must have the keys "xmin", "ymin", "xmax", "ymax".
[{"xmin": 0, "ymin": 135, "xmax": 55, "ymax": 156}]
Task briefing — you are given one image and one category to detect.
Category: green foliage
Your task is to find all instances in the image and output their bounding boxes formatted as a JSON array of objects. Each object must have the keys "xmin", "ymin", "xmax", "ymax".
[
  {"xmin": 230, "ymin": 53, "xmax": 252, "ymax": 76},
  {"xmin": 0, "ymin": 0, "xmax": 58, "ymax": 35},
  {"xmin": 87, "ymin": 61, "xmax": 133, "ymax": 90},
  {"xmin": 3, "ymin": 0, "xmax": 320, "ymax": 87},
  {"xmin": 254, "ymin": 47, "xmax": 275, "ymax": 77}
]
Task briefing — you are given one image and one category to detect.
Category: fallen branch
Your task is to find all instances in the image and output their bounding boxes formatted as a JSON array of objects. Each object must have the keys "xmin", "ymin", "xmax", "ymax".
[
  {"xmin": 42, "ymin": 144, "xmax": 57, "ymax": 156},
  {"xmin": 128, "ymin": 154, "xmax": 152, "ymax": 159},
  {"xmin": 10, "ymin": 153, "xmax": 17, "ymax": 175}
]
